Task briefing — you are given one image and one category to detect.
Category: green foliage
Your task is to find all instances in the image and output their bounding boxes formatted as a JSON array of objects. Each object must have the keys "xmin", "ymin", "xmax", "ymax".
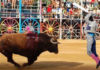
[{"xmin": 42, "ymin": 0, "xmax": 51, "ymax": 6}]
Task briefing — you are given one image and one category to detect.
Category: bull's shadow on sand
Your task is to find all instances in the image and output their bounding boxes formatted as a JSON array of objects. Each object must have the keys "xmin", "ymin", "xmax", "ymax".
[{"xmin": 0, "ymin": 61, "xmax": 83, "ymax": 70}]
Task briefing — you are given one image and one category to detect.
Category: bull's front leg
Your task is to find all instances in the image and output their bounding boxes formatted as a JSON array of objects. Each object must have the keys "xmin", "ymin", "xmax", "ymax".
[
  {"xmin": 22, "ymin": 57, "xmax": 37, "ymax": 67},
  {"xmin": 1, "ymin": 51, "xmax": 21, "ymax": 68}
]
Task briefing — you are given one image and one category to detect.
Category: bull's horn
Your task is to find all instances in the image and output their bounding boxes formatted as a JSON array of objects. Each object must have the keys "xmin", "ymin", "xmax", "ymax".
[{"xmin": 50, "ymin": 38, "xmax": 58, "ymax": 44}]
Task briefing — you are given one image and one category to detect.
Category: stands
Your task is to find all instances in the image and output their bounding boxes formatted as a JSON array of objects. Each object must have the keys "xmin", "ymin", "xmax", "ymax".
[{"xmin": 0, "ymin": 0, "xmax": 100, "ymax": 39}]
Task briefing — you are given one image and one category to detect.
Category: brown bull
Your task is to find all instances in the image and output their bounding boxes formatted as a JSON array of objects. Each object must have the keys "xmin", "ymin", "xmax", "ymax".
[{"xmin": 0, "ymin": 33, "xmax": 59, "ymax": 67}]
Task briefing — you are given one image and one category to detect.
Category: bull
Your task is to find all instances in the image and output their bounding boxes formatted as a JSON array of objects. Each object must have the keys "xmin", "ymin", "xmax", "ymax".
[{"xmin": 0, "ymin": 33, "xmax": 59, "ymax": 67}]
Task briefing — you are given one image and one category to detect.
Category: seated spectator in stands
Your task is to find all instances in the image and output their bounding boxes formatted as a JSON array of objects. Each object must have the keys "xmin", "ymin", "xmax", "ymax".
[
  {"xmin": 55, "ymin": 0, "xmax": 60, "ymax": 8},
  {"xmin": 1, "ymin": 1, "xmax": 5, "ymax": 8},
  {"xmin": 46, "ymin": 5, "xmax": 52, "ymax": 18},
  {"xmin": 22, "ymin": 0, "xmax": 34, "ymax": 6},
  {"xmin": 42, "ymin": 6, "xmax": 47, "ymax": 14},
  {"xmin": 62, "ymin": 7, "xmax": 67, "ymax": 18},
  {"xmin": 51, "ymin": 0, "xmax": 57, "ymax": 8},
  {"xmin": 29, "ymin": 0, "xmax": 34, "ymax": 5},
  {"xmin": 47, "ymin": 5, "xmax": 52, "ymax": 13},
  {"xmin": 52, "ymin": 7, "xmax": 57, "ymax": 18},
  {"xmin": 22, "ymin": 0, "xmax": 28, "ymax": 6}
]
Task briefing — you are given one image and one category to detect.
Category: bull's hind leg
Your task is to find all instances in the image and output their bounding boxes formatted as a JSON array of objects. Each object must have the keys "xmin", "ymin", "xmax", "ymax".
[
  {"xmin": 1, "ymin": 52, "xmax": 21, "ymax": 67},
  {"xmin": 23, "ymin": 57, "xmax": 37, "ymax": 67}
]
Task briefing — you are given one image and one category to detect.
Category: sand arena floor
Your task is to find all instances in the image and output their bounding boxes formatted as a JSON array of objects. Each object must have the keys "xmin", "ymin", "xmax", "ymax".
[{"xmin": 0, "ymin": 40, "xmax": 100, "ymax": 70}]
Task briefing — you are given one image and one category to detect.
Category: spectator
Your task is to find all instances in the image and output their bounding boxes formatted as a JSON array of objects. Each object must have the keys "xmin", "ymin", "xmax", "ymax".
[
  {"xmin": 47, "ymin": 5, "xmax": 52, "ymax": 13},
  {"xmin": 6, "ymin": 0, "xmax": 12, "ymax": 13},
  {"xmin": 12, "ymin": 0, "xmax": 16, "ymax": 9}
]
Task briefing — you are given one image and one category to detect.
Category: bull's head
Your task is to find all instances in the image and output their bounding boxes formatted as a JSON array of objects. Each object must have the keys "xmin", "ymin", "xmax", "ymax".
[
  {"xmin": 38, "ymin": 33, "xmax": 60, "ymax": 54},
  {"xmin": 47, "ymin": 36, "xmax": 60, "ymax": 54}
]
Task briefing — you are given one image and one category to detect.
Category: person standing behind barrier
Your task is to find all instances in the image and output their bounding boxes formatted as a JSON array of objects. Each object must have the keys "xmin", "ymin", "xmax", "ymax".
[
  {"xmin": 12, "ymin": 0, "xmax": 16, "ymax": 9},
  {"xmin": 5, "ymin": 0, "xmax": 12, "ymax": 16},
  {"xmin": 25, "ymin": 23, "xmax": 35, "ymax": 33},
  {"xmin": 85, "ymin": 12, "xmax": 100, "ymax": 69},
  {"xmin": 25, "ymin": 23, "xmax": 38, "ymax": 49}
]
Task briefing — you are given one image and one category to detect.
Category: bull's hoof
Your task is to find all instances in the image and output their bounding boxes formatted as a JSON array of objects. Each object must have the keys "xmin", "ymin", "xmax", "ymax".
[
  {"xmin": 22, "ymin": 63, "xmax": 29, "ymax": 67},
  {"xmin": 14, "ymin": 64, "xmax": 21, "ymax": 68}
]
